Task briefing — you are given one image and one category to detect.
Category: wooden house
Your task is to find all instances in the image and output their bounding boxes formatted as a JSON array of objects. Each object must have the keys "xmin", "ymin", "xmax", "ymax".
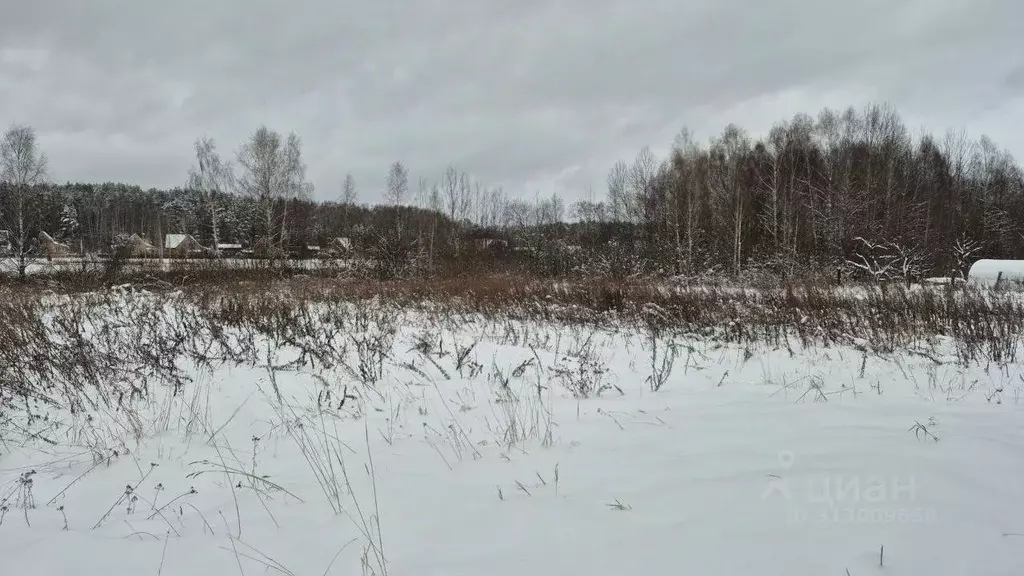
[
  {"xmin": 164, "ymin": 234, "xmax": 206, "ymax": 258},
  {"xmin": 39, "ymin": 231, "xmax": 72, "ymax": 259},
  {"xmin": 326, "ymin": 237, "xmax": 353, "ymax": 255},
  {"xmin": 122, "ymin": 234, "xmax": 157, "ymax": 257}
]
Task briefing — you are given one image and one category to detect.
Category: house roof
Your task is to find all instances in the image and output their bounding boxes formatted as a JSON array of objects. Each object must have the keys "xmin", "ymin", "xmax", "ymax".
[
  {"xmin": 165, "ymin": 234, "xmax": 194, "ymax": 249},
  {"xmin": 39, "ymin": 231, "xmax": 70, "ymax": 248},
  {"xmin": 128, "ymin": 234, "xmax": 155, "ymax": 247},
  {"xmin": 216, "ymin": 243, "xmax": 242, "ymax": 249}
]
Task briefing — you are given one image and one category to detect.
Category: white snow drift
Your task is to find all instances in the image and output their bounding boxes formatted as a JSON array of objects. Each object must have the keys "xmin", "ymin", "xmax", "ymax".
[{"xmin": 2, "ymin": 298, "xmax": 1024, "ymax": 576}]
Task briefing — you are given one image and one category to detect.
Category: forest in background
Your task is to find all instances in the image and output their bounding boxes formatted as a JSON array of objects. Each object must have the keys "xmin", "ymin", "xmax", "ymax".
[{"xmin": 2, "ymin": 102, "xmax": 1022, "ymax": 280}]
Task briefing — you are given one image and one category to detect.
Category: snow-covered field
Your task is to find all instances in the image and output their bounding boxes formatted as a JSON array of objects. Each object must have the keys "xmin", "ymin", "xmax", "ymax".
[
  {"xmin": 2, "ymin": 289, "xmax": 1024, "ymax": 575},
  {"xmin": 0, "ymin": 256, "xmax": 358, "ymax": 276}
]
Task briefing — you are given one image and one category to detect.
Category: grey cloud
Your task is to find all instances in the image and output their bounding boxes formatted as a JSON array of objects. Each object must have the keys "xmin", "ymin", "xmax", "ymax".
[
  {"xmin": 1005, "ymin": 63, "xmax": 1024, "ymax": 93},
  {"xmin": 2, "ymin": 0, "xmax": 1022, "ymax": 202}
]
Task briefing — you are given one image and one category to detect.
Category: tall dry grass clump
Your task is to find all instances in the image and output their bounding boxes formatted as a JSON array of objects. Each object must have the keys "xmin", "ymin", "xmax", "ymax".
[{"xmin": 2, "ymin": 274, "xmax": 1023, "ymax": 427}]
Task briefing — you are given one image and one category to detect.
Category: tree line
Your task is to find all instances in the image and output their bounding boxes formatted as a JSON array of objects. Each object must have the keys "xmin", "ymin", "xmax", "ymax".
[
  {"xmin": 590, "ymin": 103, "xmax": 1024, "ymax": 279},
  {"xmin": 2, "ymin": 102, "xmax": 1023, "ymax": 280}
]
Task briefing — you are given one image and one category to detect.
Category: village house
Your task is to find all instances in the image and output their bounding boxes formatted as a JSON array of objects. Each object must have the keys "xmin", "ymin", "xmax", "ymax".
[
  {"xmin": 164, "ymin": 234, "xmax": 206, "ymax": 258},
  {"xmin": 121, "ymin": 233, "xmax": 157, "ymax": 257},
  {"xmin": 462, "ymin": 227, "xmax": 510, "ymax": 253},
  {"xmin": 473, "ymin": 237, "xmax": 509, "ymax": 251},
  {"xmin": 38, "ymin": 231, "xmax": 72, "ymax": 259},
  {"xmin": 326, "ymin": 237, "xmax": 353, "ymax": 255},
  {"xmin": 213, "ymin": 242, "xmax": 243, "ymax": 257}
]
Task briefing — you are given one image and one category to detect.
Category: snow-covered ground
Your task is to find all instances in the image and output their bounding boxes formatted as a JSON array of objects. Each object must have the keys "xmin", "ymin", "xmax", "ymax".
[
  {"xmin": 2, "ymin": 296, "xmax": 1024, "ymax": 575},
  {"xmin": 0, "ymin": 256, "xmax": 360, "ymax": 276}
]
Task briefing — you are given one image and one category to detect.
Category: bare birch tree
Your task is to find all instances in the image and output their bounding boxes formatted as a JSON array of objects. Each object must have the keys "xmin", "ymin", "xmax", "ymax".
[
  {"xmin": 340, "ymin": 172, "xmax": 357, "ymax": 230},
  {"xmin": 441, "ymin": 164, "xmax": 471, "ymax": 223},
  {"xmin": 485, "ymin": 187, "xmax": 507, "ymax": 228},
  {"xmin": 384, "ymin": 160, "xmax": 410, "ymax": 242},
  {"xmin": 670, "ymin": 127, "xmax": 701, "ymax": 272},
  {"xmin": 0, "ymin": 124, "xmax": 48, "ymax": 278},
  {"xmin": 236, "ymin": 126, "xmax": 308, "ymax": 254},
  {"xmin": 709, "ymin": 124, "xmax": 752, "ymax": 275},
  {"xmin": 428, "ymin": 181, "xmax": 442, "ymax": 269},
  {"xmin": 187, "ymin": 136, "xmax": 232, "ymax": 256},
  {"xmin": 385, "ymin": 161, "xmax": 409, "ymax": 206},
  {"xmin": 278, "ymin": 133, "xmax": 311, "ymax": 249},
  {"xmin": 237, "ymin": 126, "xmax": 281, "ymax": 250},
  {"xmin": 607, "ymin": 160, "xmax": 630, "ymax": 222},
  {"xmin": 629, "ymin": 146, "xmax": 658, "ymax": 224},
  {"xmin": 341, "ymin": 173, "xmax": 358, "ymax": 204}
]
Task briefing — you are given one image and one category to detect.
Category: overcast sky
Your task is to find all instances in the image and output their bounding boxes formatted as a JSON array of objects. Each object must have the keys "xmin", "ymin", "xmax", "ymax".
[{"xmin": 1, "ymin": 0, "xmax": 1022, "ymax": 203}]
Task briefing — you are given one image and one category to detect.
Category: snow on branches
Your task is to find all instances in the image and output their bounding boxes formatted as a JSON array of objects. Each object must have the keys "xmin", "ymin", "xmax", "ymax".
[{"xmin": 845, "ymin": 237, "xmax": 924, "ymax": 286}]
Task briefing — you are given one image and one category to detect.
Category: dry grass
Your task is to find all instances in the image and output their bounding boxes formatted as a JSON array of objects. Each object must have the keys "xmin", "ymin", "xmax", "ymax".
[{"xmin": 2, "ymin": 270, "xmax": 1023, "ymax": 426}]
